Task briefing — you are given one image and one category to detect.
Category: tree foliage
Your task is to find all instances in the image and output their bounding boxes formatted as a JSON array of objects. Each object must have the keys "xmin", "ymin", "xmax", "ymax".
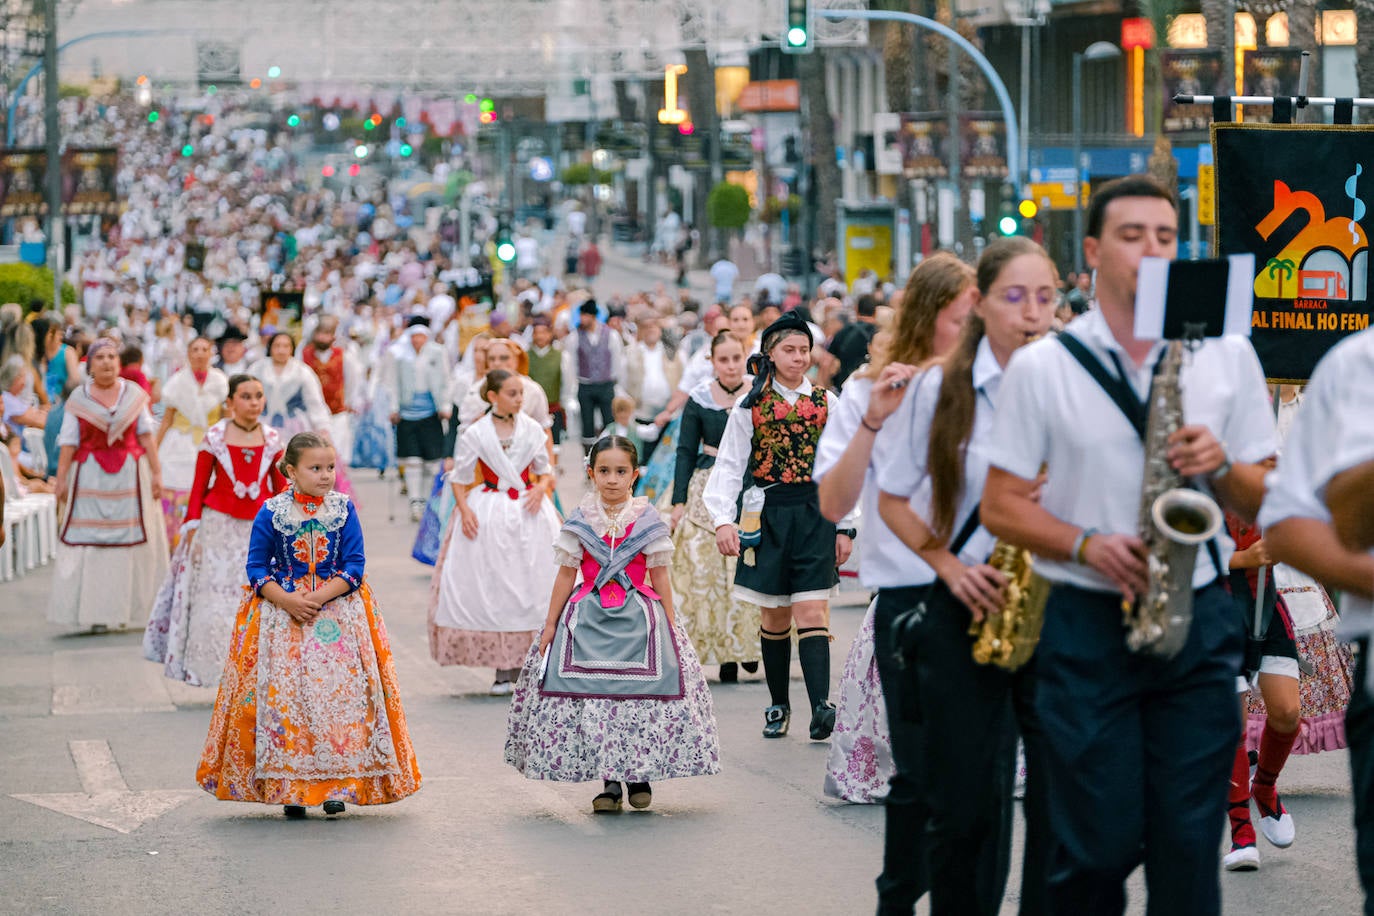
[{"xmin": 707, "ymin": 182, "xmax": 751, "ymax": 230}]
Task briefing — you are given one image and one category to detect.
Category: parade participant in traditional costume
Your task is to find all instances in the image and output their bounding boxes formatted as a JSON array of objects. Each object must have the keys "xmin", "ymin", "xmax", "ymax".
[
  {"xmin": 301, "ymin": 314, "xmax": 362, "ymax": 482},
  {"xmin": 669, "ymin": 330, "xmax": 759, "ymax": 683},
  {"xmin": 704, "ymin": 311, "xmax": 853, "ymax": 741},
  {"xmin": 979, "ymin": 176, "xmax": 1277, "ymax": 913},
  {"xmin": 814, "ymin": 253, "xmax": 974, "ymax": 816},
  {"xmin": 874, "ymin": 238, "xmax": 1058, "ymax": 915},
  {"xmin": 1261, "ymin": 339, "xmax": 1374, "ymax": 905},
  {"xmin": 155, "ymin": 336, "xmax": 228, "ymax": 549},
  {"xmin": 428, "ymin": 369, "xmax": 559, "ymax": 694},
  {"xmin": 215, "ymin": 326, "xmax": 252, "ymax": 377},
  {"xmin": 505, "ymin": 436, "xmax": 720, "ymax": 812},
  {"xmin": 48, "ymin": 338, "xmax": 169, "ymax": 632},
  {"xmin": 143, "ymin": 374, "xmax": 287, "ymax": 686},
  {"xmin": 561, "ymin": 300, "xmax": 624, "ymax": 455},
  {"xmin": 196, "ymin": 432, "xmax": 422, "ymax": 818},
  {"xmin": 381, "ymin": 316, "xmax": 450, "ymax": 520}
]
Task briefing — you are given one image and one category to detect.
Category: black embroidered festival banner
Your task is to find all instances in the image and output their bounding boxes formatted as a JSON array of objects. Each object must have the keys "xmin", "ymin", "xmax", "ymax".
[
  {"xmin": 61, "ymin": 148, "xmax": 120, "ymax": 215},
  {"xmin": 0, "ymin": 148, "xmax": 47, "ymax": 218},
  {"xmin": 1213, "ymin": 123, "xmax": 1374, "ymax": 382}
]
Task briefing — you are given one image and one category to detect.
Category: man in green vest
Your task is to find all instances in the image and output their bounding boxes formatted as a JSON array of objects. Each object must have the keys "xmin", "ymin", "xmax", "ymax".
[{"xmin": 527, "ymin": 317, "xmax": 565, "ymax": 445}]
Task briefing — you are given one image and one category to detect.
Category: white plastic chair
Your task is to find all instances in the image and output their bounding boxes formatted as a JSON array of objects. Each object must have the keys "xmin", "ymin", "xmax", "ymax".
[{"xmin": 0, "ymin": 447, "xmax": 53, "ymax": 576}]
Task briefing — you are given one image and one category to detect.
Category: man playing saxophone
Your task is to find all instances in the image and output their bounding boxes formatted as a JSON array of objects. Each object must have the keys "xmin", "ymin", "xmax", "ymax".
[{"xmin": 980, "ymin": 176, "xmax": 1278, "ymax": 915}]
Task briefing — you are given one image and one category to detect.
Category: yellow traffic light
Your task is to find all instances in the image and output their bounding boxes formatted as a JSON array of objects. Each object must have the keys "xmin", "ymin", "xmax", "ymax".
[{"xmin": 1017, "ymin": 199, "xmax": 1038, "ymax": 219}]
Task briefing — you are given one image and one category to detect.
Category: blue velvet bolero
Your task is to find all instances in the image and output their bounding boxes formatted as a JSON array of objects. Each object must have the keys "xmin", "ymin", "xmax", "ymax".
[{"xmin": 245, "ymin": 490, "xmax": 366, "ymax": 595}]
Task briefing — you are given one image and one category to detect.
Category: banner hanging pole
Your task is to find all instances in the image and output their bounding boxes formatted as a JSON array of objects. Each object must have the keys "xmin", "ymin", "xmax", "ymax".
[{"xmin": 1174, "ymin": 94, "xmax": 1374, "ymax": 109}]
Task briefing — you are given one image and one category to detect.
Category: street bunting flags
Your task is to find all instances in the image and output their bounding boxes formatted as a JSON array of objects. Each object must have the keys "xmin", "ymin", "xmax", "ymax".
[{"xmin": 1213, "ymin": 123, "xmax": 1374, "ymax": 382}]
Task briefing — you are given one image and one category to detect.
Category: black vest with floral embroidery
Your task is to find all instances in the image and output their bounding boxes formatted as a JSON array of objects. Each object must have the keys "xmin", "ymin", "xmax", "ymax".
[{"xmin": 749, "ymin": 387, "xmax": 828, "ymax": 485}]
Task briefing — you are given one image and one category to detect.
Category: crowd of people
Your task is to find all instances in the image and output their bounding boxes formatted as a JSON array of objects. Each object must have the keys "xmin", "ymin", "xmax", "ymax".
[{"xmin": 4, "ymin": 90, "xmax": 1374, "ymax": 915}]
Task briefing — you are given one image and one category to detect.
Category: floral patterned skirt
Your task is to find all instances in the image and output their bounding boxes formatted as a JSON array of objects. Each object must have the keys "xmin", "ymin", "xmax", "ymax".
[
  {"xmin": 143, "ymin": 509, "xmax": 253, "ymax": 687},
  {"xmin": 670, "ymin": 469, "xmax": 760, "ymax": 666},
  {"xmin": 1246, "ymin": 587, "xmax": 1355, "ymax": 755},
  {"xmin": 823, "ymin": 601, "xmax": 892, "ymax": 803},
  {"xmin": 196, "ymin": 581, "xmax": 422, "ymax": 806},
  {"xmin": 504, "ymin": 625, "xmax": 721, "ymax": 783},
  {"xmin": 160, "ymin": 488, "xmax": 192, "ymax": 553}
]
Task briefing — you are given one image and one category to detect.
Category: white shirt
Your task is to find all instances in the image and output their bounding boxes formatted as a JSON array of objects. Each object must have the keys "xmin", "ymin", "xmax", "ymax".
[
  {"xmin": 873, "ymin": 338, "xmax": 1004, "ymax": 578},
  {"xmin": 1259, "ymin": 327, "xmax": 1374, "ymax": 628},
  {"xmin": 637, "ymin": 342, "xmax": 672, "ymax": 413},
  {"xmin": 427, "ymin": 293, "xmax": 456, "ymax": 328},
  {"xmin": 984, "ymin": 308, "xmax": 1278, "ymax": 592},
  {"xmin": 679, "ymin": 348, "xmax": 712, "ymax": 394},
  {"xmin": 814, "ymin": 377, "xmax": 928, "ymax": 589},
  {"xmin": 709, "ymin": 259, "xmax": 740, "ymax": 300},
  {"xmin": 703, "ymin": 377, "xmax": 852, "ymax": 530}
]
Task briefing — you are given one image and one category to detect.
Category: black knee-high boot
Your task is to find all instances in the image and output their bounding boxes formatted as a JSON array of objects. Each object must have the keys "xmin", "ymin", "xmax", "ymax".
[
  {"xmin": 797, "ymin": 627, "xmax": 831, "ymax": 708},
  {"xmin": 760, "ymin": 627, "xmax": 792, "ymax": 708}
]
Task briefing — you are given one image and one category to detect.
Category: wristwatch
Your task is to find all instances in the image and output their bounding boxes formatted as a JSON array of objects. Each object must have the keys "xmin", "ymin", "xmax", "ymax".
[
  {"xmin": 837, "ymin": 528, "xmax": 857, "ymax": 539},
  {"xmin": 1209, "ymin": 442, "xmax": 1235, "ymax": 482}
]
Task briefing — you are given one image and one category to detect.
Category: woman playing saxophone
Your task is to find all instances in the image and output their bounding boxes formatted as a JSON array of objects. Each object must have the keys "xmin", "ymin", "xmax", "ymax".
[{"xmin": 874, "ymin": 237, "xmax": 1059, "ymax": 916}]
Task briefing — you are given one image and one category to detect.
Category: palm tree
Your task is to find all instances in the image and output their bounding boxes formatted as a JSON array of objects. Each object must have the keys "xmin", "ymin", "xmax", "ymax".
[{"xmin": 1267, "ymin": 256, "xmax": 1295, "ymax": 297}]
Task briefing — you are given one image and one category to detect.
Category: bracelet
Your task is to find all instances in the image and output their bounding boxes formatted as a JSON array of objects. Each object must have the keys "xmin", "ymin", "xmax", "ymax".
[
  {"xmin": 837, "ymin": 527, "xmax": 857, "ymax": 539},
  {"xmin": 860, "ymin": 417, "xmax": 883, "ymax": 434},
  {"xmin": 1072, "ymin": 527, "xmax": 1098, "ymax": 565}
]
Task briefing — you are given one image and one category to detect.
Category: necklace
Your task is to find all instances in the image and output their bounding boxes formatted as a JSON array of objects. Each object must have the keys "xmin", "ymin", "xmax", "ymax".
[
  {"xmin": 231, "ymin": 419, "xmax": 261, "ymax": 433},
  {"xmin": 491, "ymin": 411, "xmax": 515, "ymax": 422},
  {"xmin": 716, "ymin": 378, "xmax": 744, "ymax": 395},
  {"xmin": 600, "ymin": 499, "xmax": 629, "ymax": 539}
]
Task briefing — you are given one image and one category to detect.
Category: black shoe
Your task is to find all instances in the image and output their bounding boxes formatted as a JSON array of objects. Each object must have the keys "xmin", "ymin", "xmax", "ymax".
[
  {"xmin": 719, "ymin": 662, "xmax": 739, "ymax": 683},
  {"xmin": 283, "ymin": 805, "xmax": 307, "ymax": 819},
  {"xmin": 741, "ymin": 661, "xmax": 759, "ymax": 674},
  {"xmin": 322, "ymin": 800, "xmax": 346, "ymax": 816},
  {"xmin": 593, "ymin": 781, "xmax": 624, "ymax": 813},
  {"xmin": 762, "ymin": 704, "xmax": 790, "ymax": 738},
  {"xmin": 627, "ymin": 782, "xmax": 652, "ymax": 809},
  {"xmin": 809, "ymin": 701, "xmax": 837, "ymax": 740}
]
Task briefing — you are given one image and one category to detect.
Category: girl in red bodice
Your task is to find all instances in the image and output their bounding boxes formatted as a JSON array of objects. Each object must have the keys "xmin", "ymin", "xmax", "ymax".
[{"xmin": 144, "ymin": 374, "xmax": 288, "ymax": 687}]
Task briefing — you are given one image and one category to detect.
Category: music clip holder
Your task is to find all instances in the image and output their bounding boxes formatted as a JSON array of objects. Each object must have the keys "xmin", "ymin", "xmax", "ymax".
[{"xmin": 1133, "ymin": 254, "xmax": 1255, "ymax": 342}]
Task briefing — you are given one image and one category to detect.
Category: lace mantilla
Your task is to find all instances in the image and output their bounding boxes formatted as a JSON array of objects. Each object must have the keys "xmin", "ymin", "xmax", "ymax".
[
  {"xmin": 575, "ymin": 492, "xmax": 652, "ymax": 538},
  {"xmin": 203, "ymin": 420, "xmax": 284, "ymax": 501},
  {"xmin": 268, "ymin": 488, "xmax": 350, "ymax": 535}
]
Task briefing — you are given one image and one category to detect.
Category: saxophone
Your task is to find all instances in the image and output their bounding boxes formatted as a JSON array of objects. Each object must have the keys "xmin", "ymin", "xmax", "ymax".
[
  {"xmin": 968, "ymin": 540, "xmax": 1051, "ymax": 671},
  {"xmin": 1124, "ymin": 339, "xmax": 1224, "ymax": 658}
]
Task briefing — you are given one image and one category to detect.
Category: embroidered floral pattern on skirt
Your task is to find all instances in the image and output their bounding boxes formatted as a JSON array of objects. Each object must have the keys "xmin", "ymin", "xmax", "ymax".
[{"xmin": 824, "ymin": 602, "xmax": 892, "ymax": 803}]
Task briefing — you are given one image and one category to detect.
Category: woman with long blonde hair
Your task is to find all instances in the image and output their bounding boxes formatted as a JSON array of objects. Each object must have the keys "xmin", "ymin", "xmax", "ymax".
[{"xmin": 811, "ymin": 252, "xmax": 976, "ymax": 910}]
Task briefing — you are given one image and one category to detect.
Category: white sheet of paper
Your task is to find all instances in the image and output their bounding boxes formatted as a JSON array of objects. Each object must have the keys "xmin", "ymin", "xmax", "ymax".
[{"xmin": 1132, "ymin": 254, "xmax": 1255, "ymax": 340}]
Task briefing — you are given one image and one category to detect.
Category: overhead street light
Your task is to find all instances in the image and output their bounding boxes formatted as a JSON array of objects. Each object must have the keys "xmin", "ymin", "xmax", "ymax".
[{"xmin": 1072, "ymin": 41, "xmax": 1121, "ymax": 275}]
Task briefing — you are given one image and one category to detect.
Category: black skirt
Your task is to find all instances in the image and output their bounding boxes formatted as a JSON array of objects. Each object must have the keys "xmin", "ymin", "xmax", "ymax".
[{"xmin": 733, "ymin": 482, "xmax": 838, "ymax": 605}]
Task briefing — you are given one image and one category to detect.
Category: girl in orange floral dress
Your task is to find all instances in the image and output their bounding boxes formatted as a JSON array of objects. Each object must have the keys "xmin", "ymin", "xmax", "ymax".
[{"xmin": 196, "ymin": 432, "xmax": 421, "ymax": 818}]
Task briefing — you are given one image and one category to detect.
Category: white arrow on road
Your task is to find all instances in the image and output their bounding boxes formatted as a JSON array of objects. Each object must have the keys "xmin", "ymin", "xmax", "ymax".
[{"xmin": 11, "ymin": 739, "xmax": 199, "ymax": 834}]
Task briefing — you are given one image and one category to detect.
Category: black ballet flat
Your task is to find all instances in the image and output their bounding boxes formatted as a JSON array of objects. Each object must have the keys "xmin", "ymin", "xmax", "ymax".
[
  {"xmin": 592, "ymin": 781, "xmax": 623, "ymax": 814},
  {"xmin": 809, "ymin": 701, "xmax": 837, "ymax": 741},
  {"xmin": 283, "ymin": 805, "xmax": 307, "ymax": 819},
  {"xmin": 719, "ymin": 662, "xmax": 739, "ymax": 683},
  {"xmin": 322, "ymin": 800, "xmax": 346, "ymax": 816},
  {"xmin": 741, "ymin": 661, "xmax": 759, "ymax": 674},
  {"xmin": 762, "ymin": 704, "xmax": 790, "ymax": 738}
]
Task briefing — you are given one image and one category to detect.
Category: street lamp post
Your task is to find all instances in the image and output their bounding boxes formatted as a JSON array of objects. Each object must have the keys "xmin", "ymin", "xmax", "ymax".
[{"xmin": 1071, "ymin": 41, "xmax": 1121, "ymax": 275}]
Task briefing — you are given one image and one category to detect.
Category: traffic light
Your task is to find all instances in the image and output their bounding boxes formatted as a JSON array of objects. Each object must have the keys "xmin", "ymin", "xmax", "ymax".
[
  {"xmin": 321, "ymin": 165, "xmax": 336, "ymax": 178},
  {"xmin": 181, "ymin": 144, "xmax": 193, "ymax": 157},
  {"xmin": 996, "ymin": 199, "xmax": 1018, "ymax": 237},
  {"xmin": 287, "ymin": 114, "xmax": 301, "ymax": 128},
  {"xmin": 399, "ymin": 143, "xmax": 413, "ymax": 157},
  {"xmin": 782, "ymin": 0, "xmax": 812, "ymax": 53},
  {"xmin": 353, "ymin": 144, "xmax": 369, "ymax": 159},
  {"xmin": 147, "ymin": 110, "xmax": 159, "ymax": 124},
  {"xmin": 348, "ymin": 163, "xmax": 361, "ymax": 177},
  {"xmin": 495, "ymin": 227, "xmax": 516, "ymax": 264}
]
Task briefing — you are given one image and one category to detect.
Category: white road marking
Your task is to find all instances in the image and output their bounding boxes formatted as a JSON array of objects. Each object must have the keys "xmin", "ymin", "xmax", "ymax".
[{"xmin": 11, "ymin": 739, "xmax": 199, "ymax": 834}]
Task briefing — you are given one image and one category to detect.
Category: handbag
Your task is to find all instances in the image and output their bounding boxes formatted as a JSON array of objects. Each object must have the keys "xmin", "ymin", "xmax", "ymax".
[{"xmin": 890, "ymin": 502, "xmax": 984, "ymax": 668}]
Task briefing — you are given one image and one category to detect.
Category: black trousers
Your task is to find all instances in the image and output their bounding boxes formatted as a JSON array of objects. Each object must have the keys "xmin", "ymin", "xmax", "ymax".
[
  {"xmin": 1034, "ymin": 582, "xmax": 1243, "ymax": 916},
  {"xmin": 577, "ymin": 380, "xmax": 615, "ymax": 446},
  {"xmin": 1348, "ymin": 640, "xmax": 1374, "ymax": 915},
  {"xmin": 912, "ymin": 582, "xmax": 1051, "ymax": 916},
  {"xmin": 872, "ymin": 587, "xmax": 930, "ymax": 914}
]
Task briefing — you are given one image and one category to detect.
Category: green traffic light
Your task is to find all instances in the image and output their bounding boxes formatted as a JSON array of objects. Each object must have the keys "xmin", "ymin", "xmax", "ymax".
[
  {"xmin": 287, "ymin": 114, "xmax": 301, "ymax": 127},
  {"xmin": 354, "ymin": 145, "xmax": 369, "ymax": 159},
  {"xmin": 998, "ymin": 215, "xmax": 1019, "ymax": 236},
  {"xmin": 363, "ymin": 120, "xmax": 376, "ymax": 130},
  {"xmin": 786, "ymin": 26, "xmax": 808, "ymax": 47},
  {"xmin": 464, "ymin": 93, "xmax": 478, "ymax": 105},
  {"xmin": 267, "ymin": 65, "xmax": 282, "ymax": 79},
  {"xmin": 396, "ymin": 116, "xmax": 406, "ymax": 128},
  {"xmin": 480, "ymin": 98, "xmax": 495, "ymax": 113},
  {"xmin": 147, "ymin": 110, "xmax": 160, "ymax": 123},
  {"xmin": 181, "ymin": 144, "xmax": 193, "ymax": 157},
  {"xmin": 399, "ymin": 143, "xmax": 413, "ymax": 157}
]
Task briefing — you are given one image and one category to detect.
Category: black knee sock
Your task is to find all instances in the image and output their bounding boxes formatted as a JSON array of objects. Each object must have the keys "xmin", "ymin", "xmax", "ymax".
[
  {"xmin": 760, "ymin": 627, "xmax": 792, "ymax": 708},
  {"xmin": 797, "ymin": 627, "xmax": 831, "ymax": 709}
]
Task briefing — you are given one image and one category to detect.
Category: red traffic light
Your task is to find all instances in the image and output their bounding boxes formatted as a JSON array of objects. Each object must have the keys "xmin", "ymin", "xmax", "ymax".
[
  {"xmin": 348, "ymin": 163, "xmax": 361, "ymax": 177},
  {"xmin": 678, "ymin": 121, "xmax": 695, "ymax": 135},
  {"xmin": 321, "ymin": 165, "xmax": 336, "ymax": 177}
]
